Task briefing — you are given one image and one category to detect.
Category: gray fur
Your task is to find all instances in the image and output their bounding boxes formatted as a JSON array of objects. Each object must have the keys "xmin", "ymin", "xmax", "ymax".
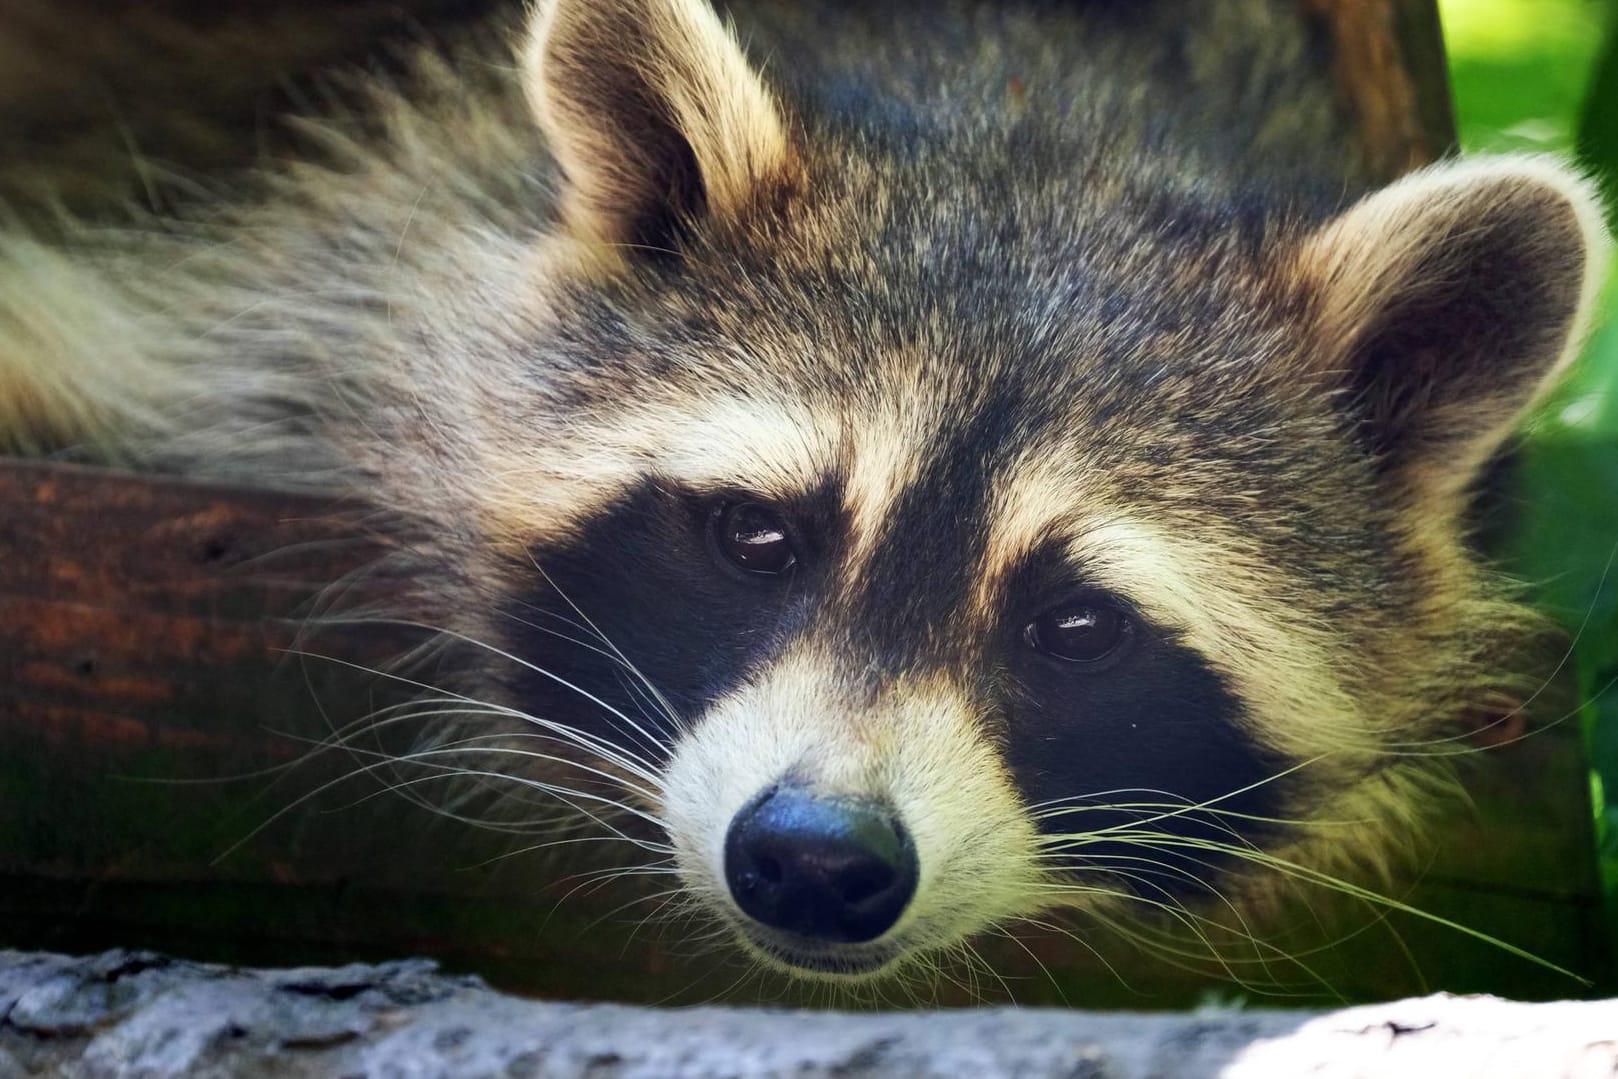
[{"xmin": 0, "ymin": 0, "xmax": 1606, "ymax": 985}]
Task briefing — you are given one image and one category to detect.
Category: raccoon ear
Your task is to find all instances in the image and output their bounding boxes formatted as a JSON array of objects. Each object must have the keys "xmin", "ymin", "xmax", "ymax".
[
  {"xmin": 523, "ymin": 0, "xmax": 796, "ymax": 251},
  {"xmin": 1296, "ymin": 157, "xmax": 1609, "ymax": 500}
]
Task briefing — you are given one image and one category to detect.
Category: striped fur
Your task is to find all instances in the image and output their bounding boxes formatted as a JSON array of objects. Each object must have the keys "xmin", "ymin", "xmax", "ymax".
[{"xmin": 0, "ymin": 0, "xmax": 1608, "ymax": 985}]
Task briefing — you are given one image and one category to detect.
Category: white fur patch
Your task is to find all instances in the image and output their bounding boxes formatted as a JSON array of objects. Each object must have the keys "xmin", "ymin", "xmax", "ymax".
[
  {"xmin": 1062, "ymin": 516, "xmax": 1366, "ymax": 760},
  {"xmin": 660, "ymin": 646, "xmax": 1042, "ymax": 977},
  {"xmin": 484, "ymin": 387, "xmax": 942, "ymax": 557},
  {"xmin": 975, "ymin": 451, "xmax": 1366, "ymax": 763}
]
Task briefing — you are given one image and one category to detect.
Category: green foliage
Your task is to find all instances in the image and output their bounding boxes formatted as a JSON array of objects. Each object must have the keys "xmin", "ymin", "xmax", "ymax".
[
  {"xmin": 1443, "ymin": 0, "xmax": 1608, "ymax": 153},
  {"xmin": 1579, "ymin": 15, "xmax": 1618, "ymax": 208},
  {"xmin": 1443, "ymin": 0, "xmax": 1618, "ymax": 946}
]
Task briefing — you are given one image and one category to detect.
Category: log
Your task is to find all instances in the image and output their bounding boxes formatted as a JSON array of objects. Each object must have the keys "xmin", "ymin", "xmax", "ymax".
[{"xmin": 2, "ymin": 949, "xmax": 1617, "ymax": 1079}]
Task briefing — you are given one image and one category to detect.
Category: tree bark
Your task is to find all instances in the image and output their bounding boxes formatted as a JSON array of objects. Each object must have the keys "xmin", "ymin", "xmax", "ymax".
[{"xmin": 3, "ymin": 950, "xmax": 1617, "ymax": 1079}]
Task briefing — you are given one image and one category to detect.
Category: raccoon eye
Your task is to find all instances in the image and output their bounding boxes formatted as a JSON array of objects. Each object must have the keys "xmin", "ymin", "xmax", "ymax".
[
  {"xmin": 712, "ymin": 501, "xmax": 798, "ymax": 575},
  {"xmin": 1025, "ymin": 599, "xmax": 1131, "ymax": 665}
]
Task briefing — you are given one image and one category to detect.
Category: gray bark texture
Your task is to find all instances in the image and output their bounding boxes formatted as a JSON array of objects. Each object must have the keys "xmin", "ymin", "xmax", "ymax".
[{"xmin": 2, "ymin": 950, "xmax": 1616, "ymax": 1079}]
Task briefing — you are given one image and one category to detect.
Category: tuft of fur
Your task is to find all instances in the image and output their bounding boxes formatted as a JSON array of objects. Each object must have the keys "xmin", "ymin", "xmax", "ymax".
[{"xmin": 0, "ymin": 0, "xmax": 1609, "ymax": 988}]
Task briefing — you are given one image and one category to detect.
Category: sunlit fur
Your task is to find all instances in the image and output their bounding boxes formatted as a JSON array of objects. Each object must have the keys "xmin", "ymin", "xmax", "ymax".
[
  {"xmin": 523, "ymin": 0, "xmax": 798, "ymax": 247},
  {"xmin": 0, "ymin": 0, "xmax": 1610, "ymax": 991},
  {"xmin": 662, "ymin": 650, "xmax": 1041, "ymax": 978}
]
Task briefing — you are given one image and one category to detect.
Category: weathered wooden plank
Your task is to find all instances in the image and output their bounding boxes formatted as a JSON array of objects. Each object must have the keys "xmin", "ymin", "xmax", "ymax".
[
  {"xmin": 0, "ymin": 462, "xmax": 385, "ymax": 614},
  {"xmin": 1305, "ymin": 0, "xmax": 1457, "ymax": 177}
]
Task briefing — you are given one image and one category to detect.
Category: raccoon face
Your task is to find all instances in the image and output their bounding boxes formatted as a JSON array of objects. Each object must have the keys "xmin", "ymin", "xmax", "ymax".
[{"xmin": 470, "ymin": 0, "xmax": 1609, "ymax": 980}]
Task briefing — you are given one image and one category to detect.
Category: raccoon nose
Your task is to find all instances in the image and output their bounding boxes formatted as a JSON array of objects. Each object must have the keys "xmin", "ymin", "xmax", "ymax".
[{"xmin": 723, "ymin": 786, "xmax": 918, "ymax": 944}]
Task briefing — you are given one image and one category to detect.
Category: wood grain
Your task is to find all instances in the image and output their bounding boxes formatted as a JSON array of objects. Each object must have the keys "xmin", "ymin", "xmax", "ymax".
[{"xmin": 1304, "ymin": 0, "xmax": 1458, "ymax": 179}]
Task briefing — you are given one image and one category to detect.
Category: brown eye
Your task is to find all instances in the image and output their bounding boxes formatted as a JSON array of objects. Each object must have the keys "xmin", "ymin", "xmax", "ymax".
[
  {"xmin": 714, "ymin": 502, "xmax": 797, "ymax": 575},
  {"xmin": 1025, "ymin": 599, "xmax": 1130, "ymax": 664}
]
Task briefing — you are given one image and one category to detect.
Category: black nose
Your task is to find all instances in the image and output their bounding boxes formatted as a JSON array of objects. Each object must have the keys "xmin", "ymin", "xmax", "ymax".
[{"xmin": 723, "ymin": 786, "xmax": 918, "ymax": 944}]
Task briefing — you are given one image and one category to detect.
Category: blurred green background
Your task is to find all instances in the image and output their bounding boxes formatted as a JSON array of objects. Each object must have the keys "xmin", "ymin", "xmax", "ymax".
[{"xmin": 1442, "ymin": 0, "xmax": 1618, "ymax": 950}]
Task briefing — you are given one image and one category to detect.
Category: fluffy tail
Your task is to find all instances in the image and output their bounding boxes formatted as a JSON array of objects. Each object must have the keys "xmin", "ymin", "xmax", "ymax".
[{"xmin": 0, "ymin": 230, "xmax": 188, "ymax": 457}]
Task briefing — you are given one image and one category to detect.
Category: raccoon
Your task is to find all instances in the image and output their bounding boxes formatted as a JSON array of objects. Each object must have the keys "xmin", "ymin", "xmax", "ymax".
[{"xmin": 0, "ymin": 0, "xmax": 1609, "ymax": 986}]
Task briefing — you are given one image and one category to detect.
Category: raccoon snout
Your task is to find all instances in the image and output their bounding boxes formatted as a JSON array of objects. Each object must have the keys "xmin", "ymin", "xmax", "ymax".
[{"xmin": 722, "ymin": 785, "xmax": 918, "ymax": 944}]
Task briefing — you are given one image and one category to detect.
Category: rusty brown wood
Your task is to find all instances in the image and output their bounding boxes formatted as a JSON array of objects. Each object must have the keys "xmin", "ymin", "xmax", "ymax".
[{"xmin": 1302, "ymin": 0, "xmax": 1459, "ymax": 178}]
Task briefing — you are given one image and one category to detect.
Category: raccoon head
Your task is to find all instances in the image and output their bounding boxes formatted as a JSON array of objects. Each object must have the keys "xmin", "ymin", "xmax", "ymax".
[{"xmin": 461, "ymin": 0, "xmax": 1610, "ymax": 980}]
